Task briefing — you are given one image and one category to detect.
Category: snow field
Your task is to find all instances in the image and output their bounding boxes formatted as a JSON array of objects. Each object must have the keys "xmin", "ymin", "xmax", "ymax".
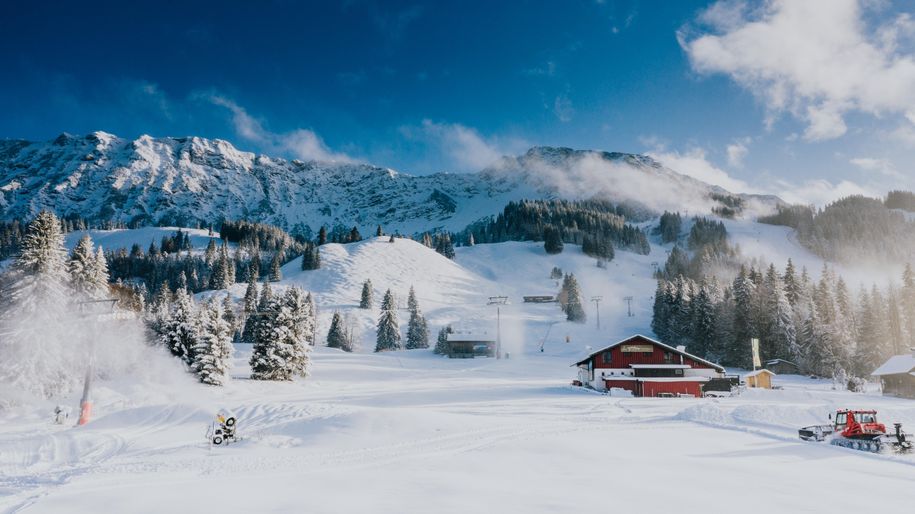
[{"xmin": 3, "ymin": 231, "xmax": 914, "ymax": 512}]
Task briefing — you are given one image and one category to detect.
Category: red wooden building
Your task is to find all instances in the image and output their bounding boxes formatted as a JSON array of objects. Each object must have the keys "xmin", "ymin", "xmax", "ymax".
[{"xmin": 573, "ymin": 334, "xmax": 725, "ymax": 397}]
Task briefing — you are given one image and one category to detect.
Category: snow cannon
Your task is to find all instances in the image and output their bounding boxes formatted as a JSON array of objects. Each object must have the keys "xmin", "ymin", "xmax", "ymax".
[
  {"xmin": 208, "ymin": 410, "xmax": 239, "ymax": 446},
  {"xmin": 798, "ymin": 409, "xmax": 912, "ymax": 453}
]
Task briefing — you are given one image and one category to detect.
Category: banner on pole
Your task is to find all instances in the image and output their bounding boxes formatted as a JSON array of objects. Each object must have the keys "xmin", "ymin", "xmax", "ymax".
[{"xmin": 751, "ymin": 338, "xmax": 761, "ymax": 369}]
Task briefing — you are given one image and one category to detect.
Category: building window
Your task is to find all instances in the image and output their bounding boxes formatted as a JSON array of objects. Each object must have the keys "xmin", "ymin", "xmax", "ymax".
[
  {"xmin": 602, "ymin": 351, "xmax": 612, "ymax": 364},
  {"xmin": 664, "ymin": 352, "xmax": 673, "ymax": 364}
]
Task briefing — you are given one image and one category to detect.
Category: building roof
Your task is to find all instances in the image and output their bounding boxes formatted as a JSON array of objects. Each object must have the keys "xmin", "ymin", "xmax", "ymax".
[
  {"xmin": 629, "ymin": 364, "xmax": 691, "ymax": 369},
  {"xmin": 871, "ymin": 354, "xmax": 915, "ymax": 376},
  {"xmin": 745, "ymin": 369, "xmax": 776, "ymax": 378},
  {"xmin": 572, "ymin": 334, "xmax": 725, "ymax": 372},
  {"xmin": 765, "ymin": 359, "xmax": 798, "ymax": 367},
  {"xmin": 599, "ymin": 375, "xmax": 709, "ymax": 382},
  {"xmin": 447, "ymin": 332, "xmax": 496, "ymax": 342}
]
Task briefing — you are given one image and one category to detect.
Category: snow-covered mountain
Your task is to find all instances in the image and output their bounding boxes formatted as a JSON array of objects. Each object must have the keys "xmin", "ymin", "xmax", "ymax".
[{"xmin": 0, "ymin": 132, "xmax": 779, "ymax": 233}]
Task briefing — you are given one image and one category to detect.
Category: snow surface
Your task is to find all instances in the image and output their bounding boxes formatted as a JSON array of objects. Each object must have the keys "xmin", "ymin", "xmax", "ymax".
[{"xmin": 3, "ymin": 235, "xmax": 915, "ymax": 513}]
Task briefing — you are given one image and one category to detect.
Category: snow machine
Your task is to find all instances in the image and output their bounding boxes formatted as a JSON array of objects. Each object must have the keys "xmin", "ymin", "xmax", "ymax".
[
  {"xmin": 798, "ymin": 409, "xmax": 912, "ymax": 453},
  {"xmin": 207, "ymin": 411, "xmax": 239, "ymax": 446}
]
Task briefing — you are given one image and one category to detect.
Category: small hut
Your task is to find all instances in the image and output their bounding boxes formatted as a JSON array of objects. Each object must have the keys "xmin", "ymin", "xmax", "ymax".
[
  {"xmin": 446, "ymin": 331, "xmax": 496, "ymax": 359},
  {"xmin": 765, "ymin": 359, "xmax": 800, "ymax": 375},
  {"xmin": 745, "ymin": 369, "xmax": 775, "ymax": 389},
  {"xmin": 871, "ymin": 352, "xmax": 915, "ymax": 399}
]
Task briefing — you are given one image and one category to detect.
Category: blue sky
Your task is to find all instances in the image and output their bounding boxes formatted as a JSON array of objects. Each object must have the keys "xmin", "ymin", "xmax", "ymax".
[{"xmin": 4, "ymin": 0, "xmax": 915, "ymax": 204}]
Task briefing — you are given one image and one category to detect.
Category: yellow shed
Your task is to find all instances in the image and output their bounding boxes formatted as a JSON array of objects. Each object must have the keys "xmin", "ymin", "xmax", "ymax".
[{"xmin": 745, "ymin": 369, "xmax": 776, "ymax": 389}]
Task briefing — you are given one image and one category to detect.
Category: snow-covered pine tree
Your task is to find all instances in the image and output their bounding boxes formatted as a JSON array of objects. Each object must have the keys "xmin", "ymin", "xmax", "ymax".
[
  {"xmin": 375, "ymin": 289, "xmax": 401, "ymax": 352},
  {"xmin": 249, "ymin": 287, "xmax": 312, "ymax": 380},
  {"xmin": 68, "ymin": 235, "xmax": 96, "ymax": 296},
  {"xmin": 359, "ymin": 279, "xmax": 374, "ymax": 309},
  {"xmin": 903, "ymin": 263, "xmax": 915, "ymax": 349},
  {"xmin": 269, "ymin": 252, "xmax": 282, "ymax": 282},
  {"xmin": 0, "ymin": 211, "xmax": 76, "ymax": 398},
  {"xmin": 244, "ymin": 268, "xmax": 259, "ymax": 313},
  {"xmin": 783, "ymin": 258, "xmax": 801, "ymax": 306},
  {"xmin": 147, "ymin": 281, "xmax": 172, "ymax": 337},
  {"xmin": 222, "ymin": 294, "xmax": 237, "ymax": 333},
  {"xmin": 376, "ymin": 225, "xmax": 383, "ymax": 237},
  {"xmin": 690, "ymin": 284, "xmax": 716, "ymax": 357},
  {"xmin": 326, "ymin": 311, "xmax": 347, "ymax": 350},
  {"xmin": 191, "ymin": 299, "xmax": 234, "ymax": 386},
  {"xmin": 564, "ymin": 273, "xmax": 586, "ymax": 323},
  {"xmin": 160, "ymin": 286, "xmax": 197, "ymax": 365},
  {"xmin": 467, "ymin": 233, "xmax": 475, "ymax": 246},
  {"xmin": 303, "ymin": 291, "xmax": 317, "ymax": 346},
  {"xmin": 434, "ymin": 325, "xmax": 453, "ymax": 355},
  {"xmin": 204, "ymin": 239, "xmax": 217, "ymax": 265},
  {"xmin": 727, "ymin": 266, "xmax": 756, "ymax": 367},
  {"xmin": 405, "ymin": 287, "xmax": 429, "ymax": 349}
]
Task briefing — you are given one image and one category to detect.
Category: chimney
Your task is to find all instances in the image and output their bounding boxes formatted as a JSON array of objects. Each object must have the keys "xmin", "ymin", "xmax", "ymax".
[{"xmin": 676, "ymin": 345, "xmax": 686, "ymax": 353}]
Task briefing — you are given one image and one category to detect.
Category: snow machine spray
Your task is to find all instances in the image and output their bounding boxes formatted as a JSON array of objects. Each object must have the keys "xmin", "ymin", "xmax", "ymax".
[{"xmin": 207, "ymin": 410, "xmax": 239, "ymax": 446}]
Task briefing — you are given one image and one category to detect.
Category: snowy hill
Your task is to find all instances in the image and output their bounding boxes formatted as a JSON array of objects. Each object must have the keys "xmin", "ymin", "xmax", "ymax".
[{"xmin": 0, "ymin": 133, "xmax": 779, "ymax": 233}]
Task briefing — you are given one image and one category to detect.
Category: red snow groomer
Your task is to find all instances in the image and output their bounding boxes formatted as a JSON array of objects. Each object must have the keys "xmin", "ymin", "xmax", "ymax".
[{"xmin": 799, "ymin": 409, "xmax": 912, "ymax": 453}]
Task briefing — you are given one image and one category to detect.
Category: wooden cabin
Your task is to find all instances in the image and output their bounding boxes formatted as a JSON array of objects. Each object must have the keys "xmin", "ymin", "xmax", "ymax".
[
  {"xmin": 744, "ymin": 369, "xmax": 775, "ymax": 389},
  {"xmin": 871, "ymin": 352, "xmax": 915, "ymax": 399},
  {"xmin": 447, "ymin": 331, "xmax": 496, "ymax": 359}
]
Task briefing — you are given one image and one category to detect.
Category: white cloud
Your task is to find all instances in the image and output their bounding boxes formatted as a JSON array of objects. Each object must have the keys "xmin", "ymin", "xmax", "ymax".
[
  {"xmin": 553, "ymin": 94, "xmax": 574, "ymax": 122},
  {"xmin": 771, "ymin": 177, "xmax": 875, "ymax": 206},
  {"xmin": 647, "ymin": 147, "xmax": 755, "ymax": 194},
  {"xmin": 400, "ymin": 120, "xmax": 529, "ymax": 172},
  {"xmin": 207, "ymin": 95, "xmax": 354, "ymax": 163},
  {"xmin": 849, "ymin": 156, "xmax": 903, "ymax": 178},
  {"xmin": 680, "ymin": 0, "xmax": 915, "ymax": 141},
  {"xmin": 726, "ymin": 138, "xmax": 750, "ymax": 167}
]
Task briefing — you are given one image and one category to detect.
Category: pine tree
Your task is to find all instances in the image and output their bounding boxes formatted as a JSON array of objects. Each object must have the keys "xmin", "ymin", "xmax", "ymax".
[
  {"xmin": 14, "ymin": 211, "xmax": 70, "ymax": 300},
  {"xmin": 467, "ymin": 233, "xmax": 475, "ymax": 246},
  {"xmin": 434, "ymin": 325, "xmax": 453, "ymax": 355},
  {"xmin": 304, "ymin": 292, "xmax": 317, "ymax": 346},
  {"xmin": 405, "ymin": 286, "xmax": 429, "ymax": 349},
  {"xmin": 903, "ymin": 263, "xmax": 915, "ymax": 348},
  {"xmin": 376, "ymin": 225, "xmax": 383, "ymax": 237},
  {"xmin": 318, "ymin": 226, "xmax": 327, "ymax": 245},
  {"xmin": 269, "ymin": 252, "xmax": 282, "ymax": 282},
  {"xmin": 564, "ymin": 273, "xmax": 586, "ymax": 323},
  {"xmin": 68, "ymin": 235, "xmax": 109, "ymax": 299},
  {"xmin": 192, "ymin": 299, "xmax": 234, "ymax": 385},
  {"xmin": 327, "ymin": 311, "xmax": 348, "ymax": 350},
  {"xmin": 204, "ymin": 239, "xmax": 217, "ymax": 265},
  {"xmin": 728, "ymin": 267, "xmax": 755, "ymax": 367},
  {"xmin": 690, "ymin": 284, "xmax": 716, "ymax": 357},
  {"xmin": 222, "ymin": 294, "xmax": 237, "ymax": 333},
  {"xmin": 360, "ymin": 279, "xmax": 374, "ymax": 309},
  {"xmin": 147, "ymin": 281, "xmax": 172, "ymax": 337},
  {"xmin": 249, "ymin": 287, "xmax": 312, "ymax": 380},
  {"xmin": 160, "ymin": 287, "xmax": 197, "ymax": 364},
  {"xmin": 543, "ymin": 225, "xmax": 563, "ymax": 254},
  {"xmin": 349, "ymin": 226, "xmax": 362, "ymax": 243},
  {"xmin": 375, "ymin": 289, "xmax": 401, "ymax": 351},
  {"xmin": 244, "ymin": 272, "xmax": 259, "ymax": 314},
  {"xmin": 435, "ymin": 233, "xmax": 455, "ymax": 259}
]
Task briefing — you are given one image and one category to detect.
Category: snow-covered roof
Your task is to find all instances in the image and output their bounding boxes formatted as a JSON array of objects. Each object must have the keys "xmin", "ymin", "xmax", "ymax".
[
  {"xmin": 629, "ymin": 364, "xmax": 690, "ymax": 369},
  {"xmin": 745, "ymin": 369, "xmax": 776, "ymax": 378},
  {"xmin": 447, "ymin": 332, "xmax": 495, "ymax": 342},
  {"xmin": 599, "ymin": 376, "xmax": 708, "ymax": 382},
  {"xmin": 572, "ymin": 334, "xmax": 725, "ymax": 372},
  {"xmin": 871, "ymin": 354, "xmax": 915, "ymax": 376}
]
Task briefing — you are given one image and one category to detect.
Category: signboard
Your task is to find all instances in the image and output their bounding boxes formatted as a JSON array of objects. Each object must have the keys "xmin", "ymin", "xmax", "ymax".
[
  {"xmin": 751, "ymin": 338, "xmax": 761, "ymax": 369},
  {"xmin": 621, "ymin": 344, "xmax": 654, "ymax": 353}
]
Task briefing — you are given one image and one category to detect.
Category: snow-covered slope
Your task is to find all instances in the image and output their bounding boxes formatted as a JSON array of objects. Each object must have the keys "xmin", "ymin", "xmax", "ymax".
[
  {"xmin": 4, "ymin": 228, "xmax": 915, "ymax": 513},
  {"xmin": 0, "ymin": 133, "xmax": 778, "ymax": 234}
]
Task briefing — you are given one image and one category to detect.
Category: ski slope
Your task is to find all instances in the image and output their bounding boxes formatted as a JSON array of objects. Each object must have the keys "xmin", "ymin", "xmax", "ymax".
[{"xmin": 3, "ymin": 232, "xmax": 915, "ymax": 513}]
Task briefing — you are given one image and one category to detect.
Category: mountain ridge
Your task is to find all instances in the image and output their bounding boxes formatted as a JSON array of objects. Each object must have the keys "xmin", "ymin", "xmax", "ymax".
[{"xmin": 0, "ymin": 132, "xmax": 780, "ymax": 234}]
